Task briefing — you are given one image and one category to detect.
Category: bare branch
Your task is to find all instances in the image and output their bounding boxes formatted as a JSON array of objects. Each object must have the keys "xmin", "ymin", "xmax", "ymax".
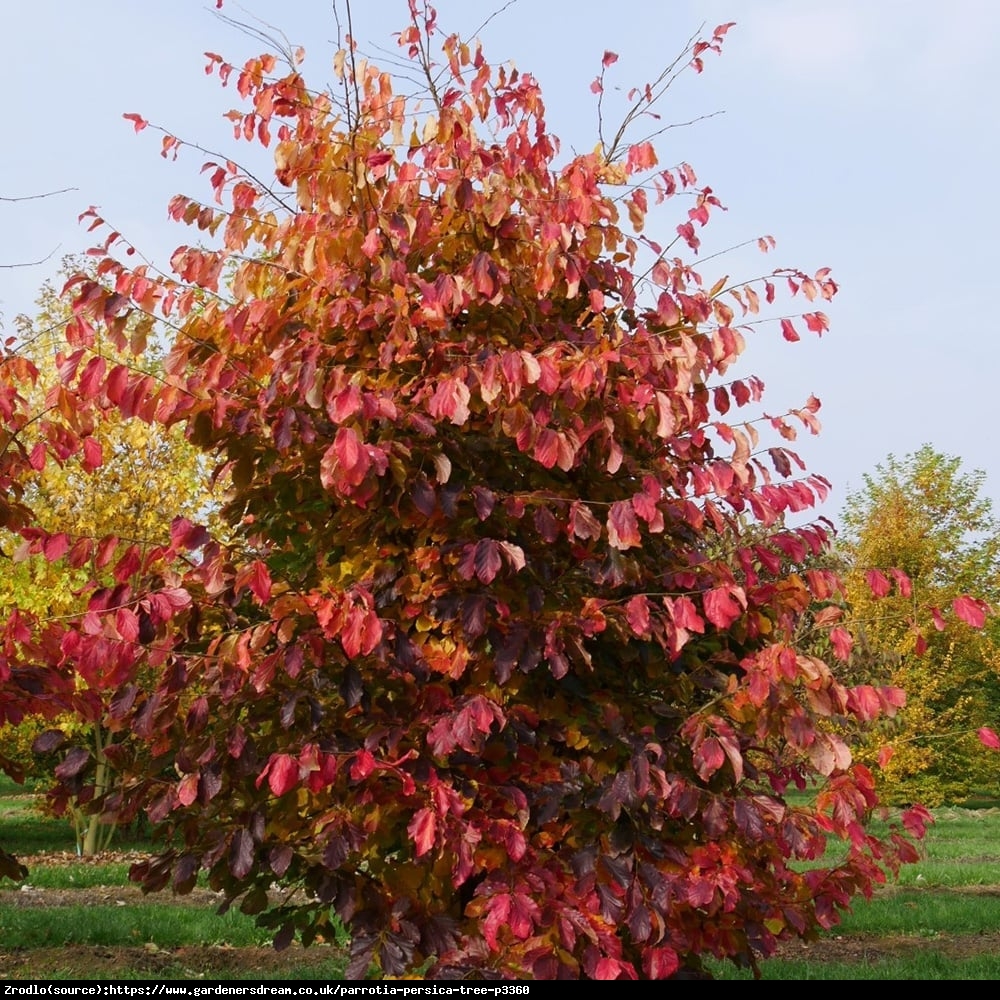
[
  {"xmin": 0, "ymin": 187, "xmax": 76, "ymax": 203},
  {"xmin": 213, "ymin": 6, "xmax": 299, "ymax": 71},
  {"xmin": 0, "ymin": 246, "xmax": 60, "ymax": 270},
  {"xmin": 469, "ymin": 0, "xmax": 520, "ymax": 39}
]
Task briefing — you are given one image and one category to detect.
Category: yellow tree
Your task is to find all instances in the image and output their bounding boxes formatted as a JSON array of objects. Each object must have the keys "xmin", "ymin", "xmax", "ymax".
[
  {"xmin": 0, "ymin": 262, "xmax": 216, "ymax": 852},
  {"xmin": 840, "ymin": 446, "xmax": 1000, "ymax": 804}
]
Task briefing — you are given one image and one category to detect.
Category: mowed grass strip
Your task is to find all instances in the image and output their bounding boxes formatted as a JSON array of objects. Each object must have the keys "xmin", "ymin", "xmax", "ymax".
[
  {"xmin": 835, "ymin": 888, "xmax": 1000, "ymax": 936},
  {"xmin": 711, "ymin": 951, "xmax": 1000, "ymax": 980},
  {"xmin": 11, "ymin": 862, "xmax": 134, "ymax": 888},
  {"xmin": 0, "ymin": 778, "xmax": 158, "ymax": 856},
  {"xmin": 0, "ymin": 791, "xmax": 81, "ymax": 855},
  {"xmin": 0, "ymin": 903, "xmax": 271, "ymax": 949}
]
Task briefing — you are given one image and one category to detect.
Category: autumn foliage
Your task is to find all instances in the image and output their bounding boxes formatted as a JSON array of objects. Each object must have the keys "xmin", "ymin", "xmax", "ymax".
[
  {"xmin": 1, "ymin": 2, "xmax": 992, "ymax": 979},
  {"xmin": 838, "ymin": 447, "xmax": 1000, "ymax": 805}
]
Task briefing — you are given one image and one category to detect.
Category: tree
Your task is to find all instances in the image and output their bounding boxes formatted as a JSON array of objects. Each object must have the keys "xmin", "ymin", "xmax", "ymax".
[
  {"xmin": 839, "ymin": 446, "xmax": 1000, "ymax": 804},
  {"xmin": 0, "ymin": 2, "xmax": 974, "ymax": 978},
  {"xmin": 0, "ymin": 263, "xmax": 217, "ymax": 853}
]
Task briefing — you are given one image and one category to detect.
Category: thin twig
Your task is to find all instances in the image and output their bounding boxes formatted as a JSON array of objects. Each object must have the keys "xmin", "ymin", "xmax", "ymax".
[
  {"xmin": 0, "ymin": 188, "xmax": 76, "ymax": 203},
  {"xmin": 0, "ymin": 246, "xmax": 61, "ymax": 270}
]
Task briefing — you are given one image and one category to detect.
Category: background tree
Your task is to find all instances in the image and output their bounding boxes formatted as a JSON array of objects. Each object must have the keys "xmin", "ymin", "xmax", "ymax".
[
  {"xmin": 0, "ymin": 263, "xmax": 216, "ymax": 852},
  {"xmin": 839, "ymin": 446, "xmax": 1000, "ymax": 804},
  {"xmin": 0, "ymin": 2, "xmax": 983, "ymax": 979}
]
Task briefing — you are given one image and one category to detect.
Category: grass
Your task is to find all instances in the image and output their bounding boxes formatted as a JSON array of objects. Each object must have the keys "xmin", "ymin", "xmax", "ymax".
[
  {"xmin": 836, "ymin": 889, "xmax": 1000, "ymax": 936},
  {"xmin": 0, "ymin": 775, "xmax": 157, "ymax": 855},
  {"xmin": 0, "ymin": 787, "xmax": 81, "ymax": 855},
  {"xmin": 711, "ymin": 953, "xmax": 1000, "ymax": 980},
  {"xmin": 0, "ymin": 905, "xmax": 272, "ymax": 949},
  {"xmin": 13, "ymin": 862, "xmax": 133, "ymax": 888}
]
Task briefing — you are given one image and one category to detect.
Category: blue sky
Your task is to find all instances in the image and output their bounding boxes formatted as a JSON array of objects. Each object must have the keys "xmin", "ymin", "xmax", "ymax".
[{"xmin": 2, "ymin": 1, "xmax": 997, "ymax": 525}]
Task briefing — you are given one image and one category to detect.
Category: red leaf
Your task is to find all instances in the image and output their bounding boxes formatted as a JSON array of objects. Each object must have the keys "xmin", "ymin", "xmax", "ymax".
[
  {"xmin": 407, "ymin": 807, "xmax": 437, "ymax": 857},
  {"xmin": 350, "ymin": 749, "xmax": 376, "ymax": 781},
  {"xmin": 703, "ymin": 586, "xmax": 745, "ymax": 629},
  {"xmin": 78, "ymin": 356, "xmax": 106, "ymax": 399},
  {"xmin": 320, "ymin": 426, "xmax": 371, "ymax": 493},
  {"xmin": 365, "ymin": 149, "xmax": 394, "ymax": 177},
  {"xmin": 508, "ymin": 892, "xmax": 538, "ymax": 940},
  {"xmin": 607, "ymin": 500, "xmax": 641, "ymax": 550},
  {"xmin": 643, "ymin": 945, "xmax": 680, "ymax": 979},
  {"xmin": 953, "ymin": 595, "xmax": 987, "ymax": 629},
  {"xmin": 848, "ymin": 685, "xmax": 881, "ymax": 723},
  {"xmin": 878, "ymin": 686, "xmax": 906, "ymax": 713},
  {"xmin": 266, "ymin": 754, "xmax": 299, "ymax": 797},
  {"xmin": 82, "ymin": 437, "xmax": 103, "ymax": 471},
  {"xmin": 694, "ymin": 737, "xmax": 725, "ymax": 781},
  {"xmin": 361, "ymin": 228, "xmax": 380, "ymax": 258},
  {"xmin": 123, "ymin": 113, "xmax": 148, "ymax": 133},
  {"xmin": 780, "ymin": 318, "xmax": 799, "ymax": 342},
  {"xmin": 804, "ymin": 311, "xmax": 829, "ymax": 335},
  {"xmin": 533, "ymin": 428, "xmax": 560, "ymax": 469},
  {"xmin": 595, "ymin": 957, "xmax": 630, "ymax": 980},
  {"xmin": 95, "ymin": 535, "xmax": 119, "ymax": 569},
  {"xmin": 55, "ymin": 747, "xmax": 90, "ymax": 780},
  {"xmin": 889, "ymin": 568, "xmax": 912, "ymax": 598},
  {"xmin": 44, "ymin": 533, "xmax": 70, "ymax": 562},
  {"xmin": 67, "ymin": 537, "xmax": 92, "ymax": 569},
  {"xmin": 116, "ymin": 607, "xmax": 139, "ymax": 643},
  {"xmin": 340, "ymin": 599, "xmax": 382, "ymax": 658},
  {"xmin": 978, "ymin": 727, "xmax": 1000, "ymax": 750},
  {"xmin": 229, "ymin": 829, "xmax": 255, "ymax": 879},
  {"xmin": 471, "ymin": 252, "xmax": 500, "ymax": 299},
  {"xmin": 713, "ymin": 384, "xmax": 730, "ymax": 415},
  {"xmin": 248, "ymin": 560, "xmax": 272, "ymax": 603},
  {"xmin": 474, "ymin": 539, "xmax": 502, "ymax": 584},
  {"xmin": 472, "ymin": 486, "xmax": 495, "ymax": 520},
  {"xmin": 809, "ymin": 732, "xmax": 852, "ymax": 776},
  {"xmin": 602, "ymin": 51, "xmax": 619, "ymax": 67},
  {"xmin": 830, "ymin": 626, "xmax": 853, "ymax": 662},
  {"xmin": 718, "ymin": 733, "xmax": 744, "ymax": 784},
  {"xmin": 902, "ymin": 804, "xmax": 932, "ymax": 839},
  {"xmin": 625, "ymin": 595, "xmax": 651, "ymax": 636},
  {"xmin": 178, "ymin": 773, "xmax": 199, "ymax": 807},
  {"xmin": 427, "ymin": 376, "xmax": 471, "ymax": 426},
  {"xmin": 669, "ymin": 596, "xmax": 705, "ymax": 633},
  {"xmin": 864, "ymin": 569, "xmax": 891, "ymax": 599},
  {"xmin": 113, "ymin": 544, "xmax": 142, "ymax": 583}
]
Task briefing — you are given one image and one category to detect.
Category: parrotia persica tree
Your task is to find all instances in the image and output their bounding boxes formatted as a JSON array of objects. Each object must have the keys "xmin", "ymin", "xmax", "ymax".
[
  {"xmin": 1, "ymin": 1, "xmax": 993, "ymax": 978},
  {"xmin": 839, "ymin": 447, "xmax": 1000, "ymax": 805}
]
